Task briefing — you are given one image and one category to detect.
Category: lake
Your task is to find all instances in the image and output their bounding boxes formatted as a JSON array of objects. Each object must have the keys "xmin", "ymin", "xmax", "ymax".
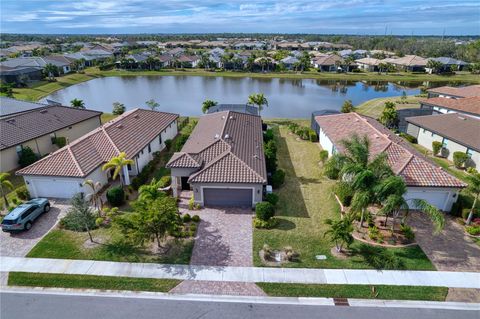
[{"xmin": 45, "ymin": 75, "xmax": 430, "ymax": 118}]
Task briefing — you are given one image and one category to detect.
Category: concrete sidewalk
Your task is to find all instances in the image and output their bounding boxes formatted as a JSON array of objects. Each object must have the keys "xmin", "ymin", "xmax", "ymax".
[{"xmin": 1, "ymin": 257, "xmax": 479, "ymax": 289}]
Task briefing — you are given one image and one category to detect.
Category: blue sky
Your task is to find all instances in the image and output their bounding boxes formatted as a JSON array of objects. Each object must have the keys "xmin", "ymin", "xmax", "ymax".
[{"xmin": 1, "ymin": 0, "xmax": 479, "ymax": 35}]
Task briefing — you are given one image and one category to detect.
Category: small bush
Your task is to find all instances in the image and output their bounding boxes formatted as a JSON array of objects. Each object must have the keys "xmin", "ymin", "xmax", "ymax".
[
  {"xmin": 263, "ymin": 129, "xmax": 274, "ymax": 142},
  {"xmin": 319, "ymin": 150, "xmax": 329, "ymax": 164},
  {"xmin": 400, "ymin": 224, "xmax": 415, "ymax": 241},
  {"xmin": 432, "ymin": 141, "xmax": 442, "ymax": 156},
  {"xmin": 164, "ymin": 139, "xmax": 172, "ymax": 150},
  {"xmin": 15, "ymin": 185, "xmax": 30, "ymax": 200},
  {"xmin": 188, "ymin": 196, "xmax": 195, "ymax": 210},
  {"xmin": 158, "ymin": 176, "xmax": 171, "ymax": 188},
  {"xmin": 461, "ymin": 208, "xmax": 477, "ymax": 220},
  {"xmin": 53, "ymin": 136, "xmax": 67, "ymax": 148},
  {"xmin": 183, "ymin": 213, "xmax": 191, "ymax": 223},
  {"xmin": 308, "ymin": 129, "xmax": 318, "ymax": 142},
  {"xmin": 288, "ymin": 123, "xmax": 299, "ymax": 133},
  {"xmin": 335, "ymin": 182, "xmax": 353, "ymax": 207},
  {"xmin": 368, "ymin": 226, "xmax": 383, "ymax": 242},
  {"xmin": 399, "ymin": 132, "xmax": 417, "ymax": 144},
  {"xmin": 253, "ymin": 217, "xmax": 277, "ymax": 229},
  {"xmin": 466, "ymin": 225, "xmax": 480, "ymax": 236},
  {"xmin": 323, "ymin": 155, "xmax": 343, "ymax": 179},
  {"xmin": 192, "ymin": 215, "xmax": 200, "ymax": 223},
  {"xmin": 453, "ymin": 152, "xmax": 469, "ymax": 169},
  {"xmin": 18, "ymin": 146, "xmax": 38, "ymax": 167},
  {"xmin": 106, "ymin": 186, "xmax": 125, "ymax": 207},
  {"xmin": 95, "ymin": 217, "xmax": 105, "ymax": 227},
  {"xmin": 189, "ymin": 224, "xmax": 197, "ymax": 232},
  {"xmin": 271, "ymin": 169, "xmax": 285, "ymax": 189},
  {"xmin": 11, "ymin": 197, "xmax": 21, "ymax": 205},
  {"xmin": 256, "ymin": 201, "xmax": 275, "ymax": 221},
  {"xmin": 174, "ymin": 134, "xmax": 190, "ymax": 151},
  {"xmin": 265, "ymin": 193, "xmax": 279, "ymax": 207}
]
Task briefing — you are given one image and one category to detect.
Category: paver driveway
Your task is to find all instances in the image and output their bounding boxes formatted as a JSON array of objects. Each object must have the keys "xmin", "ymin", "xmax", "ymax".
[{"xmin": 0, "ymin": 201, "xmax": 68, "ymax": 257}]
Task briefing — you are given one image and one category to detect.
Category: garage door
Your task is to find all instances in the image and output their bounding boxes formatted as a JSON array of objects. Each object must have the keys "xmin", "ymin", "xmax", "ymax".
[
  {"xmin": 404, "ymin": 189, "xmax": 449, "ymax": 211},
  {"xmin": 29, "ymin": 178, "xmax": 81, "ymax": 199},
  {"xmin": 203, "ymin": 188, "xmax": 252, "ymax": 207}
]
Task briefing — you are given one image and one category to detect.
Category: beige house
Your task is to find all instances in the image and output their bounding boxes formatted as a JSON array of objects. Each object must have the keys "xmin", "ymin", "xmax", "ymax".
[
  {"xmin": 1, "ymin": 103, "xmax": 102, "ymax": 172},
  {"xmin": 166, "ymin": 111, "xmax": 267, "ymax": 208}
]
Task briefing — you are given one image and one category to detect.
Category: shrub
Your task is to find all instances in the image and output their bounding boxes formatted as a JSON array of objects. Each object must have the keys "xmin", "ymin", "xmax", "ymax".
[
  {"xmin": 288, "ymin": 123, "xmax": 299, "ymax": 133},
  {"xmin": 158, "ymin": 175, "xmax": 171, "ymax": 188},
  {"xmin": 308, "ymin": 129, "xmax": 318, "ymax": 142},
  {"xmin": 183, "ymin": 213, "xmax": 191, "ymax": 223},
  {"xmin": 106, "ymin": 186, "xmax": 125, "ymax": 206},
  {"xmin": 432, "ymin": 141, "xmax": 442, "ymax": 156},
  {"xmin": 95, "ymin": 217, "xmax": 105, "ymax": 227},
  {"xmin": 53, "ymin": 136, "xmax": 67, "ymax": 148},
  {"xmin": 188, "ymin": 196, "xmax": 195, "ymax": 210},
  {"xmin": 271, "ymin": 169, "xmax": 285, "ymax": 189},
  {"xmin": 256, "ymin": 201, "xmax": 275, "ymax": 221},
  {"xmin": 461, "ymin": 208, "xmax": 477, "ymax": 220},
  {"xmin": 359, "ymin": 245, "xmax": 405, "ymax": 270},
  {"xmin": 253, "ymin": 217, "xmax": 277, "ymax": 229},
  {"xmin": 319, "ymin": 150, "xmax": 329, "ymax": 164},
  {"xmin": 453, "ymin": 152, "xmax": 469, "ymax": 169},
  {"xmin": 341, "ymin": 100, "xmax": 354, "ymax": 113},
  {"xmin": 265, "ymin": 193, "xmax": 279, "ymax": 207},
  {"xmin": 192, "ymin": 215, "xmax": 200, "ymax": 223},
  {"xmin": 112, "ymin": 102, "xmax": 126, "ymax": 115},
  {"xmin": 189, "ymin": 224, "xmax": 197, "ymax": 232},
  {"xmin": 264, "ymin": 129, "xmax": 274, "ymax": 142},
  {"xmin": 323, "ymin": 155, "xmax": 343, "ymax": 179},
  {"xmin": 399, "ymin": 132, "xmax": 417, "ymax": 144},
  {"xmin": 164, "ymin": 139, "xmax": 173, "ymax": 150},
  {"xmin": 466, "ymin": 225, "xmax": 480, "ymax": 236},
  {"xmin": 15, "ymin": 185, "xmax": 30, "ymax": 200},
  {"xmin": 60, "ymin": 195, "xmax": 97, "ymax": 232},
  {"xmin": 368, "ymin": 226, "xmax": 383, "ymax": 242},
  {"xmin": 18, "ymin": 146, "xmax": 38, "ymax": 167},
  {"xmin": 174, "ymin": 134, "xmax": 190, "ymax": 151},
  {"xmin": 400, "ymin": 224, "xmax": 415, "ymax": 241},
  {"xmin": 335, "ymin": 182, "xmax": 353, "ymax": 207},
  {"xmin": 11, "ymin": 197, "xmax": 21, "ymax": 205}
]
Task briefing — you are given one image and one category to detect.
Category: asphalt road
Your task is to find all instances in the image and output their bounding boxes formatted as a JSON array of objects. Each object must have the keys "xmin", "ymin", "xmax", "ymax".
[{"xmin": 0, "ymin": 291, "xmax": 476, "ymax": 319}]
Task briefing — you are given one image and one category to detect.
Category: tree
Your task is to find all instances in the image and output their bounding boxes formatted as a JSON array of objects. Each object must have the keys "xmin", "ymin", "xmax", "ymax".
[
  {"xmin": 145, "ymin": 99, "xmax": 159, "ymax": 111},
  {"xmin": 379, "ymin": 101, "xmax": 399, "ymax": 129},
  {"xmin": 83, "ymin": 179, "xmax": 102, "ymax": 211},
  {"xmin": 18, "ymin": 146, "xmax": 38, "ymax": 167},
  {"xmin": 67, "ymin": 193, "xmax": 96, "ymax": 243},
  {"xmin": 465, "ymin": 168, "xmax": 480, "ymax": 225},
  {"xmin": 324, "ymin": 216, "xmax": 354, "ymax": 252},
  {"xmin": 426, "ymin": 60, "xmax": 444, "ymax": 74},
  {"xmin": 247, "ymin": 93, "xmax": 268, "ymax": 115},
  {"xmin": 116, "ymin": 196, "xmax": 181, "ymax": 248},
  {"xmin": 145, "ymin": 56, "xmax": 157, "ymax": 70},
  {"xmin": 0, "ymin": 83, "xmax": 14, "ymax": 97},
  {"xmin": 0, "ymin": 173, "xmax": 14, "ymax": 208},
  {"xmin": 138, "ymin": 179, "xmax": 166, "ymax": 202},
  {"xmin": 112, "ymin": 102, "xmax": 126, "ymax": 115},
  {"xmin": 70, "ymin": 98, "xmax": 85, "ymax": 109},
  {"xmin": 102, "ymin": 152, "xmax": 134, "ymax": 186},
  {"xmin": 341, "ymin": 100, "xmax": 355, "ymax": 113},
  {"xmin": 43, "ymin": 63, "xmax": 58, "ymax": 80},
  {"xmin": 202, "ymin": 99, "xmax": 218, "ymax": 113}
]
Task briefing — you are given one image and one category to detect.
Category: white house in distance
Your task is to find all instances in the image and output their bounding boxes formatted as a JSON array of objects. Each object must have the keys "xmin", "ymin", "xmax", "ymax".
[
  {"xmin": 315, "ymin": 112, "xmax": 466, "ymax": 212},
  {"xmin": 17, "ymin": 109, "xmax": 178, "ymax": 199}
]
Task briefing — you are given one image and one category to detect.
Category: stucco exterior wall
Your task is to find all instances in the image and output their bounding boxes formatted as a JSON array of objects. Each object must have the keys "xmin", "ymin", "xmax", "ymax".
[{"xmin": 318, "ymin": 127, "xmax": 335, "ymax": 156}]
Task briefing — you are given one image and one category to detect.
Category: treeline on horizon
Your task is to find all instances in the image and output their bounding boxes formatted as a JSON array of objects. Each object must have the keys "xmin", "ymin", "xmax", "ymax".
[{"xmin": 2, "ymin": 33, "xmax": 479, "ymax": 62}]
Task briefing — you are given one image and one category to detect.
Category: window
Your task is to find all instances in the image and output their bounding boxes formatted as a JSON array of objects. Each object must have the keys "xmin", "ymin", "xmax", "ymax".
[
  {"xmin": 15, "ymin": 145, "xmax": 23, "ymax": 153},
  {"xmin": 127, "ymin": 164, "xmax": 132, "ymax": 171},
  {"xmin": 431, "ymin": 132, "xmax": 434, "ymax": 137},
  {"xmin": 422, "ymin": 128, "xmax": 427, "ymax": 134},
  {"xmin": 50, "ymin": 133, "xmax": 56, "ymax": 144},
  {"xmin": 159, "ymin": 134, "xmax": 162, "ymax": 144},
  {"xmin": 466, "ymin": 149, "xmax": 474, "ymax": 158},
  {"xmin": 140, "ymin": 150, "xmax": 143, "ymax": 155},
  {"xmin": 442, "ymin": 138, "xmax": 449, "ymax": 148},
  {"xmin": 148, "ymin": 143, "xmax": 151, "ymax": 153},
  {"xmin": 21, "ymin": 207, "xmax": 35, "ymax": 220},
  {"xmin": 68, "ymin": 126, "xmax": 72, "ymax": 130}
]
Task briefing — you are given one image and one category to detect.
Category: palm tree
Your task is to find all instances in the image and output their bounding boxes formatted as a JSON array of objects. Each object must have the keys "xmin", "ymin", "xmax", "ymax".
[
  {"xmin": 0, "ymin": 173, "xmax": 14, "ymax": 208},
  {"xmin": 465, "ymin": 168, "xmax": 480, "ymax": 225},
  {"xmin": 145, "ymin": 99, "xmax": 159, "ymax": 111},
  {"xmin": 202, "ymin": 99, "xmax": 218, "ymax": 113},
  {"xmin": 83, "ymin": 179, "xmax": 102, "ymax": 211},
  {"xmin": 324, "ymin": 216, "xmax": 354, "ymax": 252},
  {"xmin": 145, "ymin": 56, "xmax": 157, "ymax": 70},
  {"xmin": 70, "ymin": 98, "xmax": 85, "ymax": 109},
  {"xmin": 102, "ymin": 152, "xmax": 134, "ymax": 186},
  {"xmin": 247, "ymin": 93, "xmax": 268, "ymax": 115},
  {"xmin": 426, "ymin": 60, "xmax": 444, "ymax": 74},
  {"xmin": 43, "ymin": 63, "xmax": 58, "ymax": 80}
]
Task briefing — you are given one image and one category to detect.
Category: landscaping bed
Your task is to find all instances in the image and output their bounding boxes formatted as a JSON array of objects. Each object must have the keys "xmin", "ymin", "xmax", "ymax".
[{"xmin": 8, "ymin": 272, "xmax": 180, "ymax": 292}]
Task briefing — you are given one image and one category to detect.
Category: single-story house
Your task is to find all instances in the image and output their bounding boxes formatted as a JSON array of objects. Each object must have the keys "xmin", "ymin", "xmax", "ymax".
[
  {"xmin": 280, "ymin": 56, "xmax": 299, "ymax": 69},
  {"xmin": 0, "ymin": 97, "xmax": 49, "ymax": 117},
  {"xmin": 167, "ymin": 47, "xmax": 186, "ymax": 57},
  {"xmin": 17, "ymin": 109, "xmax": 179, "ymax": 199},
  {"xmin": 419, "ymin": 96, "xmax": 480, "ymax": 118},
  {"xmin": 315, "ymin": 112, "xmax": 466, "ymax": 212},
  {"xmin": 355, "ymin": 58, "xmax": 382, "ymax": 72},
  {"xmin": 406, "ymin": 113, "xmax": 480, "ymax": 168},
  {"xmin": 0, "ymin": 56, "xmax": 72, "ymax": 75},
  {"xmin": 427, "ymin": 85, "xmax": 480, "ymax": 99},
  {"xmin": 158, "ymin": 54, "xmax": 174, "ymax": 67},
  {"xmin": 312, "ymin": 55, "xmax": 345, "ymax": 72},
  {"xmin": 396, "ymin": 108, "xmax": 433, "ymax": 132},
  {"xmin": 310, "ymin": 110, "xmax": 341, "ymax": 134},
  {"xmin": 166, "ymin": 111, "xmax": 267, "ymax": 207},
  {"xmin": 177, "ymin": 55, "xmax": 200, "ymax": 68},
  {"xmin": 0, "ymin": 65, "xmax": 44, "ymax": 84},
  {"xmin": 1, "ymin": 102, "xmax": 102, "ymax": 172},
  {"xmin": 427, "ymin": 57, "xmax": 469, "ymax": 73},
  {"xmin": 390, "ymin": 55, "xmax": 428, "ymax": 72},
  {"xmin": 206, "ymin": 104, "xmax": 259, "ymax": 116}
]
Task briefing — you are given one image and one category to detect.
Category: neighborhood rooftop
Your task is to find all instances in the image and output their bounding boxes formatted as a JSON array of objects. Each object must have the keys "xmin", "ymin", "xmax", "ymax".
[
  {"xmin": 421, "ymin": 96, "xmax": 480, "ymax": 116},
  {"xmin": 17, "ymin": 109, "xmax": 178, "ymax": 177},
  {"xmin": 167, "ymin": 111, "xmax": 267, "ymax": 184},
  {"xmin": 0, "ymin": 105, "xmax": 102, "ymax": 150},
  {"xmin": 315, "ymin": 112, "xmax": 466, "ymax": 188},
  {"xmin": 0, "ymin": 96, "xmax": 49, "ymax": 117},
  {"xmin": 427, "ymin": 85, "xmax": 480, "ymax": 98},
  {"xmin": 406, "ymin": 113, "xmax": 480, "ymax": 152}
]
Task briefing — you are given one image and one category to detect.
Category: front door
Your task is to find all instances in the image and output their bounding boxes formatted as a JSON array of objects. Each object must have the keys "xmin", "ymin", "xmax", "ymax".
[{"xmin": 181, "ymin": 177, "xmax": 190, "ymax": 190}]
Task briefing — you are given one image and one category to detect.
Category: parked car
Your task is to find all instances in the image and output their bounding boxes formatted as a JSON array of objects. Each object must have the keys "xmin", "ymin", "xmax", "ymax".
[{"xmin": 1, "ymin": 198, "xmax": 51, "ymax": 232}]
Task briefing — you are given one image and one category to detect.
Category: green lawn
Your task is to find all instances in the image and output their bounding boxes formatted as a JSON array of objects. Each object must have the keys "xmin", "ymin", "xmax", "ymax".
[
  {"xmin": 253, "ymin": 125, "xmax": 435, "ymax": 270},
  {"xmin": 27, "ymin": 228, "xmax": 194, "ymax": 264},
  {"xmin": 257, "ymin": 283, "xmax": 448, "ymax": 301},
  {"xmin": 8, "ymin": 272, "xmax": 180, "ymax": 292},
  {"xmin": 101, "ymin": 112, "xmax": 119, "ymax": 123},
  {"xmin": 355, "ymin": 95, "xmax": 423, "ymax": 119}
]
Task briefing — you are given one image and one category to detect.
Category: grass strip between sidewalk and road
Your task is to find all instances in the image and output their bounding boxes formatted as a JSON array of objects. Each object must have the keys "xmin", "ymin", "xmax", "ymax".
[
  {"xmin": 257, "ymin": 283, "xmax": 448, "ymax": 301},
  {"xmin": 8, "ymin": 272, "xmax": 181, "ymax": 293}
]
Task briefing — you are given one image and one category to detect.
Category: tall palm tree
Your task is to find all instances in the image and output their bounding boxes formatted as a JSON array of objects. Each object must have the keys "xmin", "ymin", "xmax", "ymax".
[
  {"xmin": 465, "ymin": 168, "xmax": 480, "ymax": 225},
  {"xmin": 247, "ymin": 93, "xmax": 268, "ymax": 115},
  {"xmin": 102, "ymin": 152, "xmax": 134, "ymax": 186},
  {"xmin": 43, "ymin": 63, "xmax": 58, "ymax": 80},
  {"xmin": 0, "ymin": 173, "xmax": 14, "ymax": 208},
  {"xmin": 70, "ymin": 98, "xmax": 85, "ymax": 109},
  {"xmin": 83, "ymin": 179, "xmax": 102, "ymax": 211}
]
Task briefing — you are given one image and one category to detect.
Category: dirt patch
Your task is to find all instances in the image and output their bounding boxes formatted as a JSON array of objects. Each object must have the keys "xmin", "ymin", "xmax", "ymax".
[
  {"xmin": 330, "ymin": 247, "xmax": 351, "ymax": 260},
  {"xmin": 82, "ymin": 236, "xmax": 107, "ymax": 249}
]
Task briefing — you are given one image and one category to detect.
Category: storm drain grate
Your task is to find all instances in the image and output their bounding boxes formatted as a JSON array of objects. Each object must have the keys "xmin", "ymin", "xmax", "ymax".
[{"xmin": 333, "ymin": 298, "xmax": 350, "ymax": 306}]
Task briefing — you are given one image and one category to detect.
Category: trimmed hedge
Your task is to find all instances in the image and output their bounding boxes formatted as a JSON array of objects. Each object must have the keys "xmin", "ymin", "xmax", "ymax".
[
  {"xmin": 271, "ymin": 169, "xmax": 285, "ymax": 189},
  {"xmin": 453, "ymin": 152, "xmax": 469, "ymax": 169},
  {"xmin": 265, "ymin": 193, "xmax": 279, "ymax": 207},
  {"xmin": 256, "ymin": 202, "xmax": 275, "ymax": 221}
]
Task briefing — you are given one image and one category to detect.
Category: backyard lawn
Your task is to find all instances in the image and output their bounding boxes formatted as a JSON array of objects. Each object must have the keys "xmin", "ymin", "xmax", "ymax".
[
  {"xmin": 253, "ymin": 124, "xmax": 435, "ymax": 270},
  {"xmin": 355, "ymin": 95, "xmax": 423, "ymax": 119}
]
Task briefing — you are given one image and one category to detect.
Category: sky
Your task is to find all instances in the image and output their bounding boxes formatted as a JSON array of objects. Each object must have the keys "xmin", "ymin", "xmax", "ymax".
[{"xmin": 1, "ymin": 0, "xmax": 479, "ymax": 35}]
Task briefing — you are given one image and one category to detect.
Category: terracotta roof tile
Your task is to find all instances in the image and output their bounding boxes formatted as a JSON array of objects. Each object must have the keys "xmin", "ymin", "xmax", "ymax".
[
  {"xmin": 427, "ymin": 85, "xmax": 480, "ymax": 98},
  {"xmin": 420, "ymin": 96, "xmax": 480, "ymax": 116}
]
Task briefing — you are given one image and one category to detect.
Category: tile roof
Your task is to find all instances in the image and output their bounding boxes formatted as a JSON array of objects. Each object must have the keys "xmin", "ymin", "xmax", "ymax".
[
  {"xmin": 0, "ymin": 97, "xmax": 47, "ymax": 117},
  {"xmin": 315, "ymin": 112, "xmax": 466, "ymax": 188},
  {"xmin": 406, "ymin": 113, "xmax": 480, "ymax": 152},
  {"xmin": 355, "ymin": 57, "xmax": 382, "ymax": 66},
  {"xmin": 420, "ymin": 96, "xmax": 480, "ymax": 116},
  {"xmin": 313, "ymin": 54, "xmax": 344, "ymax": 66},
  {"xmin": 427, "ymin": 85, "xmax": 480, "ymax": 98},
  {"xmin": 166, "ymin": 111, "xmax": 267, "ymax": 184},
  {"xmin": 17, "ymin": 109, "xmax": 178, "ymax": 177},
  {"xmin": 391, "ymin": 55, "xmax": 428, "ymax": 67},
  {"xmin": 1, "ymin": 105, "xmax": 102, "ymax": 150}
]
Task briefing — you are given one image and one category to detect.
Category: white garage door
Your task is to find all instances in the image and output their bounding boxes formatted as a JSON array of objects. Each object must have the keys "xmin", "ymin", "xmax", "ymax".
[
  {"xmin": 404, "ymin": 189, "xmax": 449, "ymax": 211},
  {"xmin": 29, "ymin": 178, "xmax": 82, "ymax": 199}
]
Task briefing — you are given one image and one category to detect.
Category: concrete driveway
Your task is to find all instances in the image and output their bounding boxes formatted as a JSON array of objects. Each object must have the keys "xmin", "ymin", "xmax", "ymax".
[{"xmin": 0, "ymin": 201, "xmax": 68, "ymax": 257}]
